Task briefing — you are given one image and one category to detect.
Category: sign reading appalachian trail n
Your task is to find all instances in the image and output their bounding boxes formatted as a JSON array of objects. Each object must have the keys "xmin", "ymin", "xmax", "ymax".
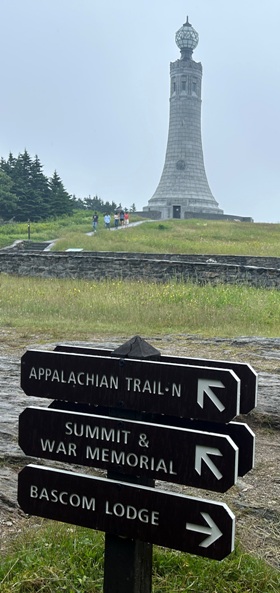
[
  {"xmin": 21, "ymin": 349, "xmax": 241, "ymax": 423},
  {"xmin": 55, "ymin": 344, "xmax": 258, "ymax": 414}
]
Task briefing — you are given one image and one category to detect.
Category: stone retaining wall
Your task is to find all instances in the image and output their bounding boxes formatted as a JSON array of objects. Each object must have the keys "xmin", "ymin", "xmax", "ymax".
[
  {"xmin": 46, "ymin": 251, "xmax": 279, "ymax": 269},
  {"xmin": 0, "ymin": 251, "xmax": 280, "ymax": 288}
]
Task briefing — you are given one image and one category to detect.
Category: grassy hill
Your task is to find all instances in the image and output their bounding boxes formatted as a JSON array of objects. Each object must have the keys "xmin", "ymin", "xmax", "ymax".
[
  {"xmin": 1, "ymin": 212, "xmax": 280, "ymax": 255},
  {"xmin": 1, "ymin": 213, "xmax": 280, "ymax": 340}
]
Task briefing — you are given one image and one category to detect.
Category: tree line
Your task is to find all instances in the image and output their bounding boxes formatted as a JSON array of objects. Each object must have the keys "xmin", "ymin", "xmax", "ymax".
[{"xmin": 0, "ymin": 150, "xmax": 133, "ymax": 222}]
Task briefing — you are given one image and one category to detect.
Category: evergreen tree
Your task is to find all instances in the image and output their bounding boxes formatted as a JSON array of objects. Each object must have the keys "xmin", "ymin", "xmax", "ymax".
[
  {"xmin": 12, "ymin": 150, "xmax": 33, "ymax": 221},
  {"xmin": 30, "ymin": 155, "xmax": 51, "ymax": 219},
  {"xmin": 84, "ymin": 195, "xmax": 103, "ymax": 211},
  {"xmin": 0, "ymin": 151, "xmax": 50, "ymax": 221},
  {"xmin": 0, "ymin": 170, "xmax": 18, "ymax": 219},
  {"xmin": 49, "ymin": 170, "xmax": 73, "ymax": 217},
  {"xmin": 103, "ymin": 200, "xmax": 117, "ymax": 214},
  {"xmin": 0, "ymin": 153, "xmax": 16, "ymax": 177},
  {"xmin": 83, "ymin": 195, "xmax": 118, "ymax": 213},
  {"xmin": 71, "ymin": 194, "xmax": 86, "ymax": 210},
  {"xmin": 12, "ymin": 149, "xmax": 45, "ymax": 221},
  {"xmin": 0, "ymin": 150, "xmax": 107, "ymax": 220}
]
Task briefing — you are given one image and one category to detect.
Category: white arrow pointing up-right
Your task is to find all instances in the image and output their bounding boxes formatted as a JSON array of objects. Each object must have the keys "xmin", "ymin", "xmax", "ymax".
[
  {"xmin": 197, "ymin": 379, "xmax": 225, "ymax": 411},
  {"xmin": 186, "ymin": 512, "xmax": 223, "ymax": 548},
  {"xmin": 195, "ymin": 446, "xmax": 223, "ymax": 480}
]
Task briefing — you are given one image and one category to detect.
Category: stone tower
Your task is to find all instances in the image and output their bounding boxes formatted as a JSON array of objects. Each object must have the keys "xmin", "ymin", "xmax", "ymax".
[{"xmin": 144, "ymin": 17, "xmax": 223, "ymax": 219}]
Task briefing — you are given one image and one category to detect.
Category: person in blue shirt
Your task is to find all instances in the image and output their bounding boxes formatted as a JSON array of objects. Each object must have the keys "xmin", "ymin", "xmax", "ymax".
[{"xmin": 104, "ymin": 213, "xmax": 111, "ymax": 229}]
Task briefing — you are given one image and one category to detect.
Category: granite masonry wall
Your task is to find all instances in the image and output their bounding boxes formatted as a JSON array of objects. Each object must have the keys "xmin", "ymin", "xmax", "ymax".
[{"xmin": 0, "ymin": 250, "xmax": 280, "ymax": 288}]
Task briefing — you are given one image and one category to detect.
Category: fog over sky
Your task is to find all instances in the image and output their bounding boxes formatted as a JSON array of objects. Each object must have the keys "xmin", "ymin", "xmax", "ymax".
[{"xmin": 1, "ymin": 0, "xmax": 280, "ymax": 222}]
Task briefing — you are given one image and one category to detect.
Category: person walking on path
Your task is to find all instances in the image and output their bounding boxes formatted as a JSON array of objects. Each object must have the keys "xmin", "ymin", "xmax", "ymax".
[
  {"xmin": 124, "ymin": 212, "xmax": 129, "ymax": 225},
  {"xmin": 119, "ymin": 210, "xmax": 125, "ymax": 226},
  {"xmin": 92, "ymin": 212, "xmax": 98, "ymax": 232},
  {"xmin": 104, "ymin": 213, "xmax": 111, "ymax": 229},
  {"xmin": 114, "ymin": 212, "xmax": 120, "ymax": 229}
]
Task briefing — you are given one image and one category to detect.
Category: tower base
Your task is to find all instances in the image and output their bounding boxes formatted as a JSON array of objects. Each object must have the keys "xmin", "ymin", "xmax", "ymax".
[{"xmin": 139, "ymin": 210, "xmax": 253, "ymax": 223}]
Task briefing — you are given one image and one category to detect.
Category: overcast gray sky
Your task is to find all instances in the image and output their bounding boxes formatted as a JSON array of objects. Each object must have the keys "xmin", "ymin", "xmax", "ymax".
[{"xmin": 1, "ymin": 0, "xmax": 280, "ymax": 222}]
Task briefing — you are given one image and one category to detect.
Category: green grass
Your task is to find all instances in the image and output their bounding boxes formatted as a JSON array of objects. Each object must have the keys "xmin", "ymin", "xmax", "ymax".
[
  {"xmin": 0, "ymin": 275, "xmax": 280, "ymax": 338},
  {"xmin": 1, "ymin": 214, "xmax": 280, "ymax": 255},
  {"xmin": 0, "ymin": 522, "xmax": 279, "ymax": 593},
  {"xmin": 0, "ymin": 211, "xmax": 143, "ymax": 250},
  {"xmin": 42, "ymin": 218, "xmax": 280, "ymax": 255},
  {"xmin": 0, "ymin": 211, "xmax": 98, "ymax": 249}
]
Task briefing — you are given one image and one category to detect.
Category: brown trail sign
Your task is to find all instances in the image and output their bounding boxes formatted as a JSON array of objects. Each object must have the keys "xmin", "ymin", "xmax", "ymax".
[
  {"xmin": 18, "ymin": 464, "xmax": 235, "ymax": 561},
  {"xmin": 48, "ymin": 404, "xmax": 256, "ymax": 478},
  {"xmin": 49, "ymin": 400, "xmax": 255, "ymax": 477},
  {"xmin": 21, "ymin": 349, "xmax": 241, "ymax": 423},
  {"xmin": 55, "ymin": 344, "xmax": 258, "ymax": 414},
  {"xmin": 19, "ymin": 406, "xmax": 239, "ymax": 492}
]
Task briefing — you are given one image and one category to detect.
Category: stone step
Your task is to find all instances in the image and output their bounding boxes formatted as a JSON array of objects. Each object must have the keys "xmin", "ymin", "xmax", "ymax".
[{"xmin": 15, "ymin": 240, "xmax": 53, "ymax": 251}]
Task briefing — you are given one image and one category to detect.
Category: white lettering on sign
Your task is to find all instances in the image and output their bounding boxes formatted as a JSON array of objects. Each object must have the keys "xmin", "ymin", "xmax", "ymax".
[
  {"xmin": 28, "ymin": 367, "xmax": 182, "ymax": 397},
  {"xmin": 30, "ymin": 485, "xmax": 95, "ymax": 510},
  {"xmin": 64, "ymin": 422, "xmax": 131, "ymax": 444},
  {"xmin": 85, "ymin": 447, "xmax": 177, "ymax": 475},
  {"xmin": 28, "ymin": 367, "xmax": 119, "ymax": 389},
  {"xmin": 125, "ymin": 377, "xmax": 181, "ymax": 397},
  {"xmin": 105, "ymin": 501, "xmax": 160, "ymax": 525},
  {"xmin": 40, "ymin": 439, "xmax": 77, "ymax": 456}
]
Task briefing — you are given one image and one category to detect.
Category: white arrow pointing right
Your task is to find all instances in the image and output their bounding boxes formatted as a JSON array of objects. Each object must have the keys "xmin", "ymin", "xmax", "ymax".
[
  {"xmin": 195, "ymin": 446, "xmax": 223, "ymax": 480},
  {"xmin": 197, "ymin": 379, "xmax": 225, "ymax": 411},
  {"xmin": 186, "ymin": 512, "xmax": 223, "ymax": 548}
]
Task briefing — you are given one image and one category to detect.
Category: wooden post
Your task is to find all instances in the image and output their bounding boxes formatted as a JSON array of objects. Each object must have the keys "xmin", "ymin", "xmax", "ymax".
[
  {"xmin": 103, "ymin": 336, "xmax": 160, "ymax": 593},
  {"xmin": 104, "ymin": 535, "xmax": 153, "ymax": 593}
]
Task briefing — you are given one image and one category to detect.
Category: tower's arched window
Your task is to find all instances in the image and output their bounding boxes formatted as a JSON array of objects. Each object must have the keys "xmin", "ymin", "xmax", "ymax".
[
  {"xmin": 171, "ymin": 79, "xmax": 176, "ymax": 94},
  {"xmin": 192, "ymin": 79, "xmax": 197, "ymax": 95},
  {"xmin": 181, "ymin": 77, "xmax": 187, "ymax": 92}
]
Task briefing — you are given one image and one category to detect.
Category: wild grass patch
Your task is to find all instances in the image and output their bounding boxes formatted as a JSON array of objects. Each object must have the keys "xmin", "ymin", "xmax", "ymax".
[
  {"xmin": 0, "ymin": 276, "xmax": 280, "ymax": 338},
  {"xmin": 1, "ymin": 522, "xmax": 279, "ymax": 593},
  {"xmin": 1, "ymin": 215, "xmax": 280, "ymax": 255}
]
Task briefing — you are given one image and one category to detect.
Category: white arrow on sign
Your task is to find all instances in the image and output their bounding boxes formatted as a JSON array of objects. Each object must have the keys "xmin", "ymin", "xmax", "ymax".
[
  {"xmin": 195, "ymin": 446, "xmax": 223, "ymax": 480},
  {"xmin": 186, "ymin": 512, "xmax": 222, "ymax": 548},
  {"xmin": 197, "ymin": 379, "xmax": 225, "ymax": 411}
]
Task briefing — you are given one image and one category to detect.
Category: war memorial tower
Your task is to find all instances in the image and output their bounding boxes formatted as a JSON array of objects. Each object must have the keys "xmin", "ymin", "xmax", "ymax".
[{"xmin": 144, "ymin": 17, "xmax": 223, "ymax": 219}]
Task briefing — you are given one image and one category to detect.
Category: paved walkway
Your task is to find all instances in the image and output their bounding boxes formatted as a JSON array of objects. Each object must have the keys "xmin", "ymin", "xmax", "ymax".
[{"xmin": 86, "ymin": 220, "xmax": 146, "ymax": 236}]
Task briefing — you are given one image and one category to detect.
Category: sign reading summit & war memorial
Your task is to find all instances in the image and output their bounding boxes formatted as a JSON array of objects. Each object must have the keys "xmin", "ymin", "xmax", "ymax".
[{"xmin": 19, "ymin": 407, "xmax": 239, "ymax": 492}]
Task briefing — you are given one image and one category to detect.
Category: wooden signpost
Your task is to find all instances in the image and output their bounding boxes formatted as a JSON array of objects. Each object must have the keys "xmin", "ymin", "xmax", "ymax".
[{"xmin": 18, "ymin": 336, "xmax": 257, "ymax": 592}]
